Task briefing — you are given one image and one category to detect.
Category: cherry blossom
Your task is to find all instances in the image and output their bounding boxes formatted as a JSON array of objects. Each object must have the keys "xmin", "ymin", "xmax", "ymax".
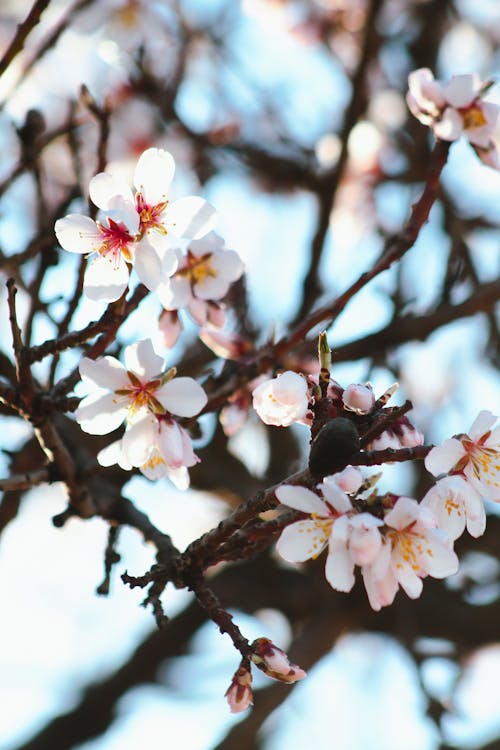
[
  {"xmin": 55, "ymin": 147, "xmax": 217, "ymax": 302},
  {"xmin": 275, "ymin": 481, "xmax": 383, "ymax": 593},
  {"xmin": 407, "ymin": 68, "xmax": 500, "ymax": 168},
  {"xmin": 425, "ymin": 410, "xmax": 500, "ymax": 501},
  {"xmin": 250, "ymin": 638, "xmax": 306, "ymax": 683},
  {"xmin": 367, "ymin": 416, "xmax": 424, "ymax": 451},
  {"xmin": 252, "ymin": 371, "xmax": 311, "ymax": 427},
  {"xmin": 362, "ymin": 496, "xmax": 459, "ymax": 610},
  {"xmin": 421, "ymin": 475, "xmax": 485, "ymax": 540},
  {"xmin": 225, "ymin": 664, "xmax": 253, "ymax": 713},
  {"xmin": 157, "ymin": 232, "xmax": 244, "ymax": 328},
  {"xmin": 342, "ymin": 383, "xmax": 375, "ymax": 414}
]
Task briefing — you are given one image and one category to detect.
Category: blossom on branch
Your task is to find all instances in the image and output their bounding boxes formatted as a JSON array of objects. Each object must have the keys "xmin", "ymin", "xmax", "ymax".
[
  {"xmin": 55, "ymin": 147, "xmax": 217, "ymax": 302},
  {"xmin": 252, "ymin": 371, "xmax": 311, "ymax": 427},
  {"xmin": 421, "ymin": 475, "xmax": 485, "ymax": 540},
  {"xmin": 250, "ymin": 638, "xmax": 306, "ymax": 683},
  {"xmin": 425, "ymin": 410, "xmax": 500, "ymax": 501},
  {"xmin": 407, "ymin": 68, "xmax": 500, "ymax": 168},
  {"xmin": 225, "ymin": 664, "xmax": 253, "ymax": 713}
]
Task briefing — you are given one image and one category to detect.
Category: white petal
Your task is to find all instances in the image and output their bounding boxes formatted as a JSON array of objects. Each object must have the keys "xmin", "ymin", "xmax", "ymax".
[
  {"xmin": 275, "ymin": 485, "xmax": 328, "ymax": 515},
  {"xmin": 421, "ymin": 483, "xmax": 465, "ymax": 540},
  {"xmin": 276, "ymin": 520, "xmax": 328, "ymax": 562},
  {"xmin": 467, "ymin": 124, "xmax": 494, "ymax": 149},
  {"xmin": 321, "ymin": 477, "xmax": 353, "ymax": 513},
  {"xmin": 384, "ymin": 496, "xmax": 420, "ymax": 530},
  {"xmin": 420, "ymin": 532, "xmax": 458, "ymax": 578},
  {"xmin": 121, "ymin": 417, "xmax": 157, "ymax": 466},
  {"xmin": 107, "ymin": 195, "xmax": 140, "ymax": 234},
  {"xmin": 349, "ymin": 524, "xmax": 382, "ymax": 566},
  {"xmin": 392, "ymin": 555, "xmax": 423, "ymax": 599},
  {"xmin": 362, "ymin": 565, "xmax": 398, "ymax": 611},
  {"xmin": 325, "ymin": 539, "xmax": 355, "ymax": 592},
  {"xmin": 210, "ymin": 250, "xmax": 244, "ymax": 282},
  {"xmin": 444, "ymin": 74, "xmax": 479, "ymax": 108},
  {"xmin": 79, "ymin": 355, "xmax": 127, "ymax": 389},
  {"xmin": 134, "ymin": 148, "xmax": 175, "ymax": 205},
  {"xmin": 166, "ymin": 197, "xmax": 217, "ymax": 240},
  {"xmin": 273, "ymin": 371, "xmax": 308, "ymax": 404},
  {"xmin": 469, "ymin": 410, "xmax": 497, "ymax": 439},
  {"xmin": 425, "ymin": 439, "xmax": 465, "ymax": 476},
  {"xmin": 140, "ymin": 452, "xmax": 168, "ymax": 480},
  {"xmin": 466, "ymin": 505, "xmax": 486, "ymax": 537},
  {"xmin": 97, "ymin": 439, "xmax": 132, "ymax": 470},
  {"xmin": 89, "ymin": 172, "xmax": 134, "ymax": 210},
  {"xmin": 187, "ymin": 297, "xmax": 209, "ymax": 325},
  {"xmin": 166, "ymin": 466, "xmax": 190, "ymax": 490},
  {"xmin": 193, "ymin": 274, "xmax": 229, "ymax": 301},
  {"xmin": 134, "ymin": 239, "xmax": 162, "ymax": 291},
  {"xmin": 84, "ymin": 253, "xmax": 129, "ymax": 303},
  {"xmin": 157, "ymin": 275, "xmax": 191, "ymax": 310},
  {"xmin": 159, "ymin": 246, "xmax": 179, "ymax": 277},
  {"xmin": 55, "ymin": 215, "xmax": 101, "ymax": 254},
  {"xmin": 433, "ymin": 108, "xmax": 463, "ymax": 141},
  {"xmin": 157, "ymin": 377, "xmax": 207, "ymax": 417},
  {"xmin": 124, "ymin": 339, "xmax": 163, "ymax": 379},
  {"xmin": 75, "ymin": 391, "xmax": 127, "ymax": 434},
  {"xmin": 189, "ymin": 232, "xmax": 224, "ymax": 255}
]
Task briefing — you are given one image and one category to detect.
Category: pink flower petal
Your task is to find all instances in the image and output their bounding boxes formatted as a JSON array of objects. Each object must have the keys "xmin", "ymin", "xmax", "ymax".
[
  {"xmin": 433, "ymin": 108, "xmax": 463, "ymax": 141},
  {"xmin": 325, "ymin": 538, "xmax": 355, "ymax": 592},
  {"xmin": 443, "ymin": 74, "xmax": 479, "ymax": 108},
  {"xmin": 425, "ymin": 438, "xmax": 465, "ymax": 476}
]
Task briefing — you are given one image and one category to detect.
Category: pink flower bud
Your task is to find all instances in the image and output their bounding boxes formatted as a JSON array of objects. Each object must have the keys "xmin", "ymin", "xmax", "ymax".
[
  {"xmin": 159, "ymin": 309, "xmax": 182, "ymax": 348},
  {"xmin": 342, "ymin": 383, "xmax": 375, "ymax": 415},
  {"xmin": 199, "ymin": 328, "xmax": 251, "ymax": 360},
  {"xmin": 225, "ymin": 664, "xmax": 253, "ymax": 713},
  {"xmin": 207, "ymin": 301, "xmax": 227, "ymax": 328},
  {"xmin": 250, "ymin": 638, "xmax": 307, "ymax": 683},
  {"xmin": 332, "ymin": 465, "xmax": 363, "ymax": 494}
]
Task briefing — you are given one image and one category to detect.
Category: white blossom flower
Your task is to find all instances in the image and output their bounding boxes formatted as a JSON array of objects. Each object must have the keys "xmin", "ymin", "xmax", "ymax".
[
  {"xmin": 250, "ymin": 638, "xmax": 306, "ymax": 683},
  {"xmin": 275, "ymin": 482, "xmax": 382, "ymax": 593},
  {"xmin": 425, "ymin": 410, "xmax": 500, "ymax": 501},
  {"xmin": 55, "ymin": 147, "xmax": 217, "ymax": 302},
  {"xmin": 342, "ymin": 383, "xmax": 375, "ymax": 414},
  {"xmin": 157, "ymin": 232, "xmax": 244, "ymax": 327},
  {"xmin": 253, "ymin": 371, "xmax": 310, "ymax": 427},
  {"xmin": 98, "ymin": 413, "xmax": 201, "ymax": 490},
  {"xmin": 225, "ymin": 665, "xmax": 253, "ymax": 713},
  {"xmin": 75, "ymin": 339, "xmax": 206, "ymax": 435},
  {"xmin": 362, "ymin": 496, "xmax": 458, "ymax": 610},
  {"xmin": 421, "ymin": 475, "xmax": 485, "ymax": 540},
  {"xmin": 407, "ymin": 68, "xmax": 500, "ymax": 169}
]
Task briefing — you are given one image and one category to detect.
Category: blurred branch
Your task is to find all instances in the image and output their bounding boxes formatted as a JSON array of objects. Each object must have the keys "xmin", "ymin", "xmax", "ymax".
[{"xmin": 0, "ymin": 0, "xmax": 51, "ymax": 79}]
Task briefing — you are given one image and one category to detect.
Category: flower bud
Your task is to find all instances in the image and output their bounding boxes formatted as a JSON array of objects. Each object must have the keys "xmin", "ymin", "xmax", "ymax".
[
  {"xmin": 225, "ymin": 663, "xmax": 253, "ymax": 713},
  {"xmin": 159, "ymin": 309, "xmax": 182, "ymax": 348},
  {"xmin": 250, "ymin": 638, "xmax": 307, "ymax": 683},
  {"xmin": 342, "ymin": 383, "xmax": 375, "ymax": 414}
]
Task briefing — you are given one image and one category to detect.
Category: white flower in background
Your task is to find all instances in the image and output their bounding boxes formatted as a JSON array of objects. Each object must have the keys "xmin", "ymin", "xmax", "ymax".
[
  {"xmin": 157, "ymin": 232, "xmax": 244, "ymax": 327},
  {"xmin": 225, "ymin": 664, "xmax": 253, "ymax": 713},
  {"xmin": 407, "ymin": 68, "xmax": 500, "ymax": 169},
  {"xmin": 252, "ymin": 371, "xmax": 310, "ymax": 427},
  {"xmin": 362, "ymin": 496, "xmax": 458, "ymax": 610},
  {"xmin": 422, "ymin": 475, "xmax": 485, "ymax": 540},
  {"xmin": 98, "ymin": 412, "xmax": 202, "ymax": 490},
  {"xmin": 275, "ymin": 482, "xmax": 382, "ymax": 593},
  {"xmin": 425, "ymin": 410, "xmax": 500, "ymax": 501},
  {"xmin": 76, "ymin": 338, "xmax": 205, "ymax": 434},
  {"xmin": 250, "ymin": 638, "xmax": 306, "ymax": 683},
  {"xmin": 342, "ymin": 383, "xmax": 375, "ymax": 414},
  {"xmin": 55, "ymin": 147, "xmax": 217, "ymax": 302}
]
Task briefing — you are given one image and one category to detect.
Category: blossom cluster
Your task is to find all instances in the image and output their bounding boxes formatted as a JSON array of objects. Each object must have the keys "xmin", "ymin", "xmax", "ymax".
[
  {"xmin": 407, "ymin": 68, "xmax": 500, "ymax": 169},
  {"xmin": 76, "ymin": 338, "xmax": 207, "ymax": 489},
  {"xmin": 55, "ymin": 148, "xmax": 244, "ymax": 335},
  {"xmin": 274, "ymin": 411, "xmax": 500, "ymax": 610}
]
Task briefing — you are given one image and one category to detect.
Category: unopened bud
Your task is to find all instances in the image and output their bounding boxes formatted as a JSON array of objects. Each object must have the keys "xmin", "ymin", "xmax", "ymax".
[
  {"xmin": 250, "ymin": 638, "xmax": 307, "ymax": 684},
  {"xmin": 159, "ymin": 309, "xmax": 182, "ymax": 348},
  {"xmin": 225, "ymin": 663, "xmax": 253, "ymax": 713},
  {"xmin": 342, "ymin": 383, "xmax": 375, "ymax": 415}
]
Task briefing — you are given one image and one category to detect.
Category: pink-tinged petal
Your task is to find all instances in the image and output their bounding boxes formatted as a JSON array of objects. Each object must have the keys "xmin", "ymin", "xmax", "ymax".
[
  {"xmin": 84, "ymin": 253, "xmax": 129, "ymax": 302},
  {"xmin": 425, "ymin": 438, "xmax": 465, "ymax": 476},
  {"xmin": 481, "ymin": 101, "xmax": 500, "ymax": 127},
  {"xmin": 107, "ymin": 195, "xmax": 140, "ymax": 234},
  {"xmin": 158, "ymin": 275, "xmax": 192, "ymax": 310},
  {"xmin": 178, "ymin": 425, "xmax": 199, "ymax": 467},
  {"xmin": 276, "ymin": 520, "xmax": 329, "ymax": 562},
  {"xmin": 220, "ymin": 403, "xmax": 247, "ymax": 437},
  {"xmin": 210, "ymin": 250, "xmax": 244, "ymax": 282},
  {"xmin": 406, "ymin": 92, "xmax": 434, "ymax": 125},
  {"xmin": 408, "ymin": 68, "xmax": 446, "ymax": 109},
  {"xmin": 421, "ymin": 481, "xmax": 465, "ymax": 541},
  {"xmin": 133, "ymin": 148, "xmax": 175, "ymax": 205},
  {"xmin": 273, "ymin": 371, "xmax": 308, "ymax": 404},
  {"xmin": 433, "ymin": 108, "xmax": 463, "ymax": 141},
  {"xmin": 166, "ymin": 197, "xmax": 217, "ymax": 240},
  {"xmin": 159, "ymin": 309, "xmax": 182, "ymax": 348},
  {"xmin": 467, "ymin": 124, "xmax": 494, "ymax": 149},
  {"xmin": 160, "ymin": 246, "xmax": 179, "ymax": 276},
  {"xmin": 384, "ymin": 496, "xmax": 420, "ymax": 530},
  {"xmin": 166, "ymin": 466, "xmax": 190, "ymax": 490},
  {"xmin": 320, "ymin": 477, "xmax": 353, "ymax": 513},
  {"xmin": 331, "ymin": 466, "xmax": 363, "ymax": 494},
  {"xmin": 187, "ymin": 297, "xmax": 209, "ymax": 325},
  {"xmin": 392, "ymin": 554, "xmax": 423, "ymax": 599},
  {"xmin": 275, "ymin": 485, "xmax": 328, "ymax": 515},
  {"xmin": 134, "ymin": 239, "xmax": 162, "ymax": 291},
  {"xmin": 97, "ymin": 439, "xmax": 132, "ymax": 471},
  {"xmin": 349, "ymin": 519, "xmax": 382, "ymax": 566},
  {"xmin": 485, "ymin": 425, "xmax": 500, "ymax": 449},
  {"xmin": 474, "ymin": 144, "xmax": 500, "ymax": 170},
  {"xmin": 193, "ymin": 274, "xmax": 229, "ymax": 301},
  {"xmin": 207, "ymin": 302, "xmax": 226, "ymax": 328},
  {"xmin": 362, "ymin": 565, "xmax": 398, "ymax": 611},
  {"xmin": 79, "ymin": 355, "xmax": 127, "ymax": 389},
  {"xmin": 157, "ymin": 377, "xmax": 207, "ymax": 417},
  {"xmin": 342, "ymin": 383, "xmax": 374, "ymax": 414},
  {"xmin": 469, "ymin": 410, "xmax": 497, "ymax": 439},
  {"xmin": 121, "ymin": 416, "xmax": 157, "ymax": 466},
  {"xmin": 369, "ymin": 535, "xmax": 392, "ymax": 580},
  {"xmin": 140, "ymin": 449, "xmax": 168, "ymax": 480},
  {"xmin": 89, "ymin": 172, "xmax": 134, "ymax": 210},
  {"xmin": 75, "ymin": 391, "xmax": 128, "ymax": 434},
  {"xmin": 420, "ymin": 531, "xmax": 458, "ymax": 578},
  {"xmin": 158, "ymin": 420, "xmax": 186, "ymax": 467},
  {"xmin": 124, "ymin": 339, "xmax": 164, "ymax": 379},
  {"xmin": 443, "ymin": 74, "xmax": 479, "ymax": 108},
  {"xmin": 55, "ymin": 215, "xmax": 101, "ymax": 254},
  {"xmin": 325, "ymin": 538, "xmax": 355, "ymax": 592},
  {"xmin": 464, "ymin": 462, "xmax": 500, "ymax": 502},
  {"xmin": 189, "ymin": 232, "xmax": 224, "ymax": 256},
  {"xmin": 466, "ymin": 505, "xmax": 486, "ymax": 537}
]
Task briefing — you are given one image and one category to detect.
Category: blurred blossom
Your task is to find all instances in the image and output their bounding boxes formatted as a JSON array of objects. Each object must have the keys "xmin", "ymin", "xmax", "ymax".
[
  {"xmin": 348, "ymin": 121, "xmax": 384, "ymax": 173},
  {"xmin": 369, "ymin": 89, "xmax": 407, "ymax": 131},
  {"xmin": 315, "ymin": 132, "xmax": 342, "ymax": 168}
]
